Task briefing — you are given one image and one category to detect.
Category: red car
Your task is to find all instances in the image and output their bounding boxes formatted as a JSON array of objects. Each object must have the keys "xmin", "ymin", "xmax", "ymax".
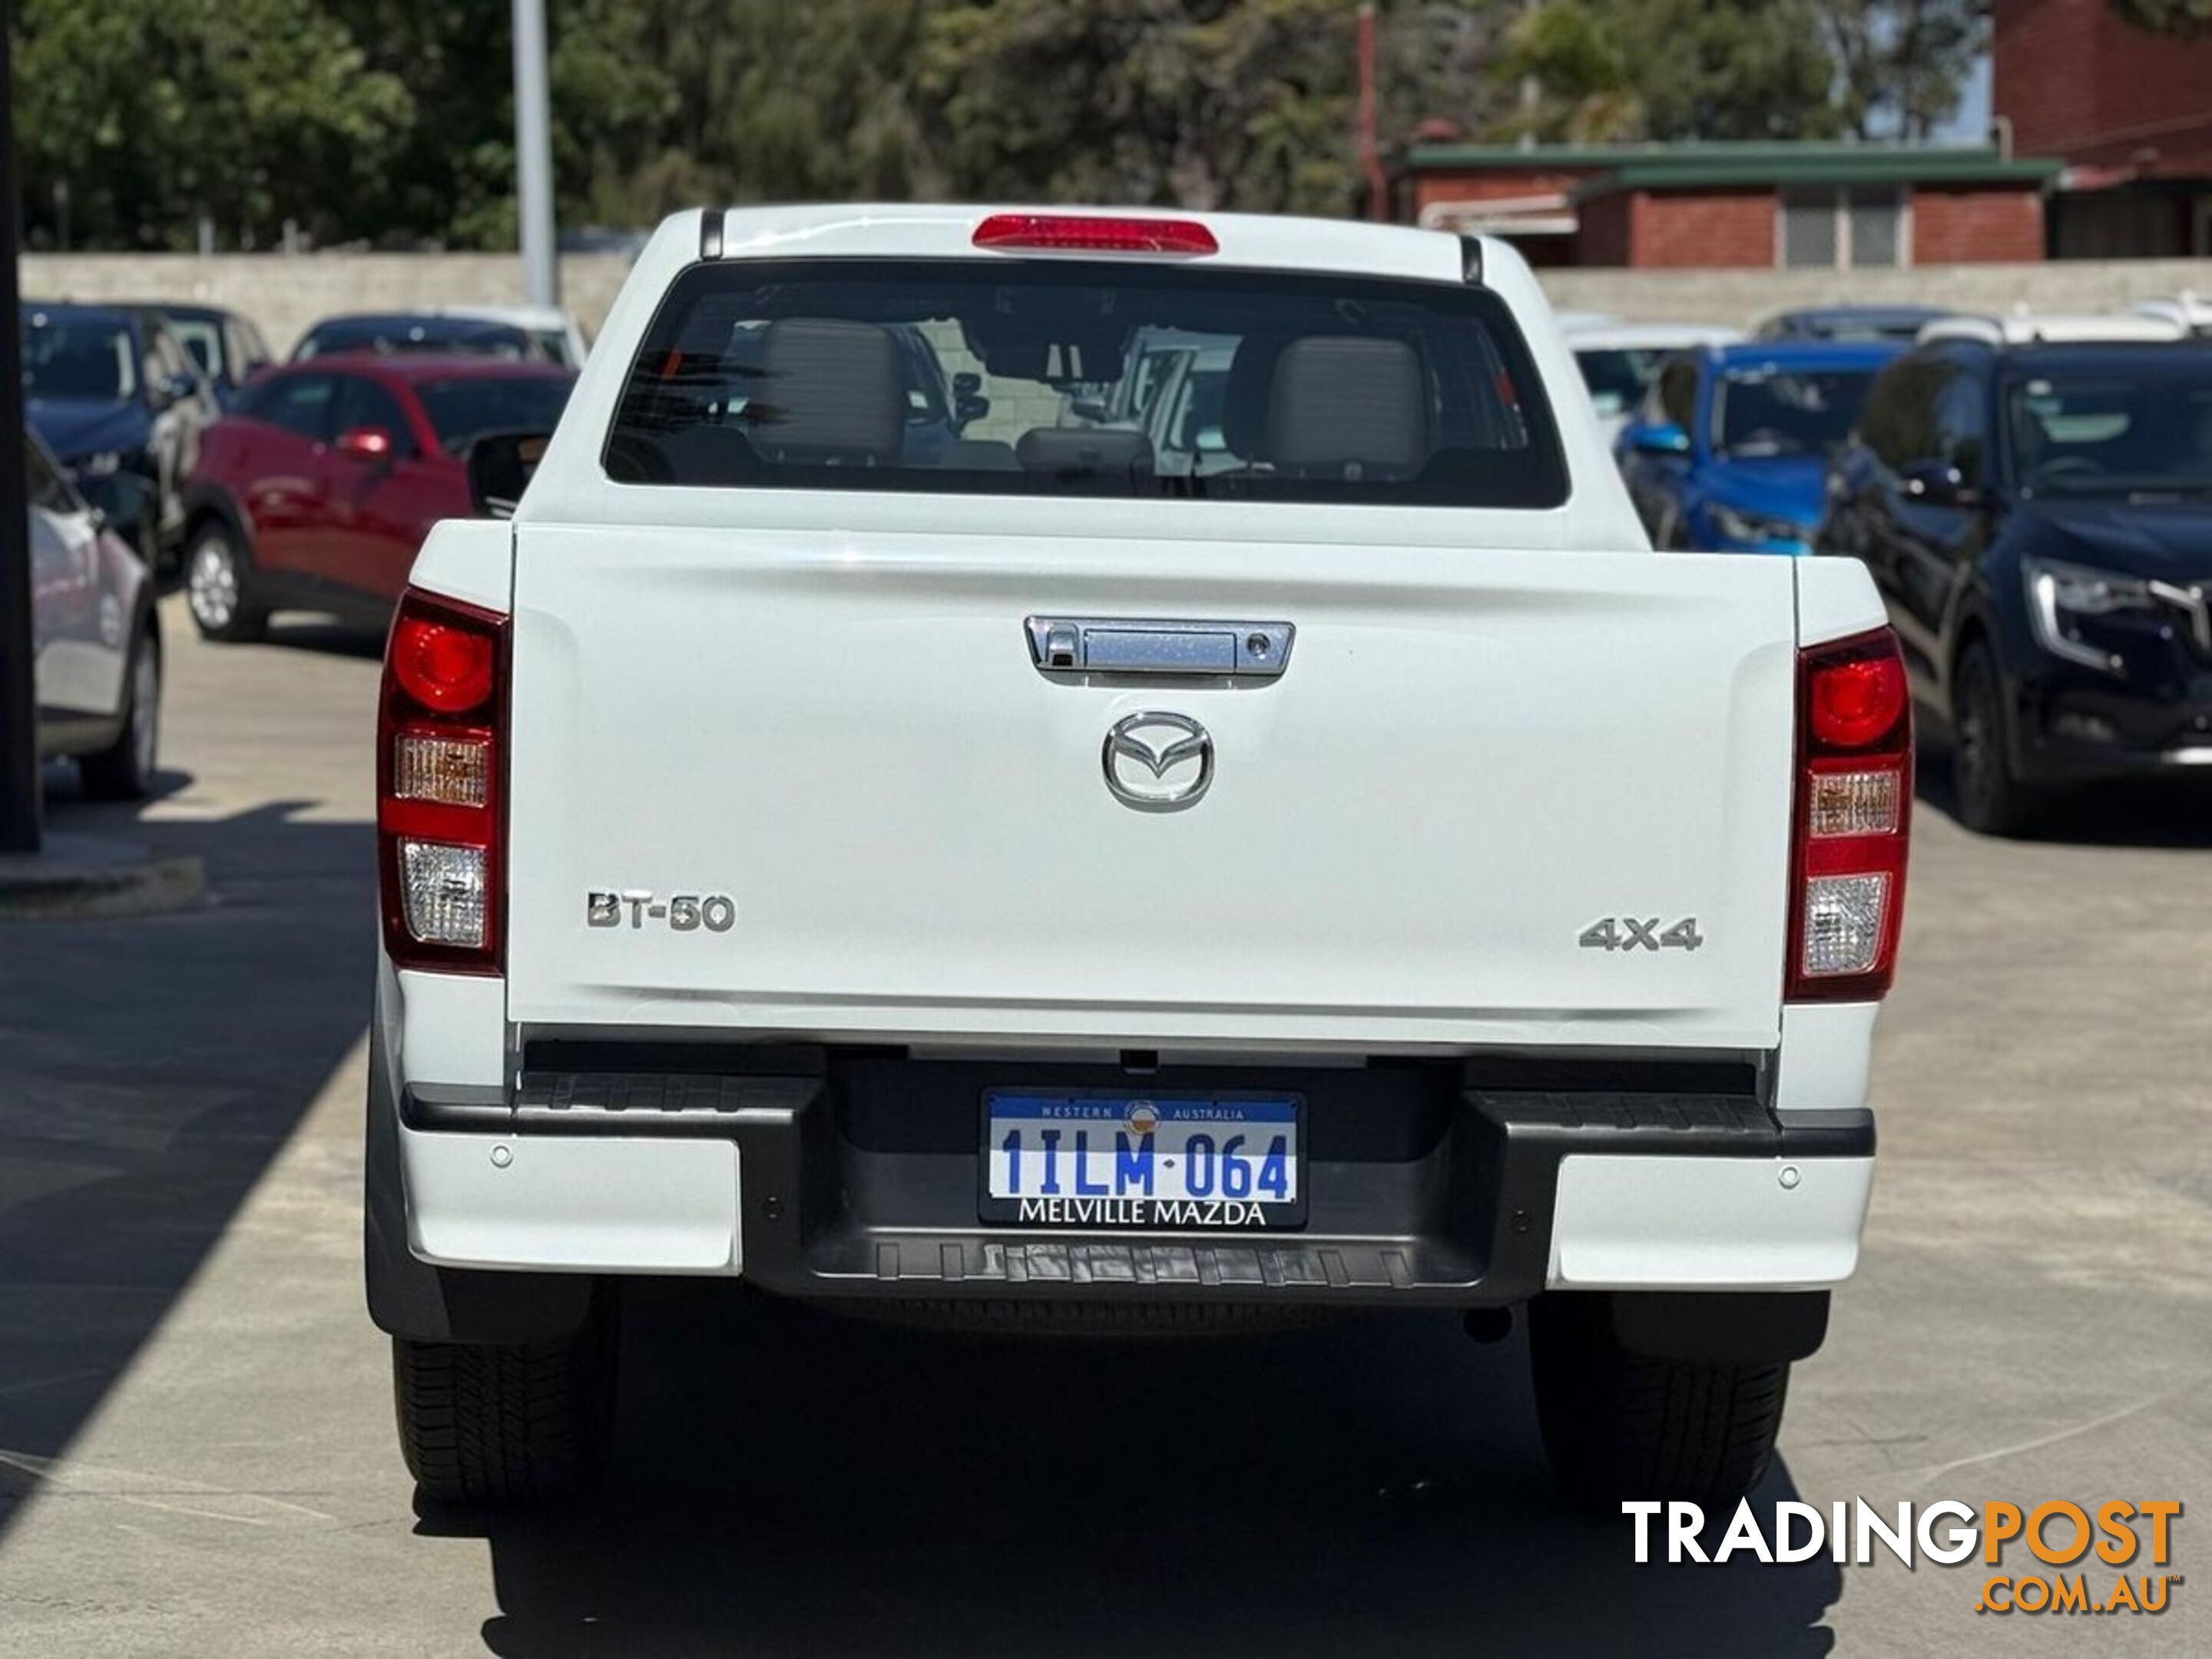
[{"xmin": 179, "ymin": 354, "xmax": 574, "ymax": 640}]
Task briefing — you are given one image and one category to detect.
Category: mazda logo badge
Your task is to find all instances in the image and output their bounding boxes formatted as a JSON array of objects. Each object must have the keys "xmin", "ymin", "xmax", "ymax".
[{"xmin": 1102, "ymin": 711, "xmax": 1214, "ymax": 811}]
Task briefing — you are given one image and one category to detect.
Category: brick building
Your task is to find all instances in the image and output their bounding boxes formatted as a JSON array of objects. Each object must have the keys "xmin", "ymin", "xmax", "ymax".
[
  {"xmin": 1402, "ymin": 142, "xmax": 2056, "ymax": 269},
  {"xmin": 1994, "ymin": 0, "xmax": 2212, "ymax": 256}
]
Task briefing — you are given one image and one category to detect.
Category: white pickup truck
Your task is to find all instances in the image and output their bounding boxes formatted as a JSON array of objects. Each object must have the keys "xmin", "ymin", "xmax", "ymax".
[{"xmin": 365, "ymin": 205, "xmax": 1912, "ymax": 1511}]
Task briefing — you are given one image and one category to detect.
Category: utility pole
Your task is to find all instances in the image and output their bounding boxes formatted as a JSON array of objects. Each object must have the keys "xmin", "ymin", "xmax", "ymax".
[
  {"xmin": 0, "ymin": 0, "xmax": 41, "ymax": 853},
  {"xmin": 512, "ymin": 0, "xmax": 558, "ymax": 307},
  {"xmin": 1356, "ymin": 4, "xmax": 1389, "ymax": 224}
]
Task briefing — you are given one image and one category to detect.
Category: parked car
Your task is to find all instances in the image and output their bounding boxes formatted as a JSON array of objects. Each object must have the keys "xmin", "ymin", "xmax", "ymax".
[
  {"xmin": 145, "ymin": 302, "xmax": 275, "ymax": 407},
  {"xmin": 2132, "ymin": 293, "xmax": 2212, "ymax": 337},
  {"xmin": 290, "ymin": 313, "xmax": 547, "ymax": 363},
  {"xmin": 24, "ymin": 429, "xmax": 162, "ymax": 799},
  {"xmin": 1917, "ymin": 310, "xmax": 2187, "ymax": 347},
  {"xmin": 435, "ymin": 304, "xmax": 591, "ymax": 368},
  {"xmin": 1563, "ymin": 320, "xmax": 1746, "ymax": 445},
  {"xmin": 366, "ymin": 206, "xmax": 1909, "ymax": 1518},
  {"xmin": 1615, "ymin": 340, "xmax": 1903, "ymax": 553},
  {"xmin": 18, "ymin": 301, "xmax": 220, "ymax": 562},
  {"xmin": 1819, "ymin": 329, "xmax": 2212, "ymax": 833},
  {"xmin": 1754, "ymin": 304, "xmax": 1949, "ymax": 343},
  {"xmin": 180, "ymin": 354, "xmax": 575, "ymax": 640}
]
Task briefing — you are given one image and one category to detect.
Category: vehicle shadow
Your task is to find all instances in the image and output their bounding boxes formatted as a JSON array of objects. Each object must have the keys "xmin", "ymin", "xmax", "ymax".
[
  {"xmin": 447, "ymin": 1287, "xmax": 1841, "ymax": 1659},
  {"xmin": 259, "ymin": 617, "xmax": 389, "ymax": 662},
  {"xmin": 1913, "ymin": 734, "xmax": 2212, "ymax": 849},
  {"xmin": 0, "ymin": 796, "xmax": 375, "ymax": 1539}
]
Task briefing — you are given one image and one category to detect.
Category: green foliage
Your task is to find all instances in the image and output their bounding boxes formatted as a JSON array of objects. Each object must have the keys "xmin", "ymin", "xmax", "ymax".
[
  {"xmin": 15, "ymin": 0, "xmax": 412, "ymax": 248},
  {"xmin": 2108, "ymin": 0, "xmax": 2212, "ymax": 35},
  {"xmin": 1823, "ymin": 0, "xmax": 1983, "ymax": 139},
  {"xmin": 9, "ymin": 0, "xmax": 1992, "ymax": 250},
  {"xmin": 1498, "ymin": 0, "xmax": 1845, "ymax": 142}
]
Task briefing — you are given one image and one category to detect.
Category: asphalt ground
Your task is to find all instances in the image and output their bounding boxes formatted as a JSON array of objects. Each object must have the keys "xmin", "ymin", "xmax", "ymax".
[{"xmin": 0, "ymin": 594, "xmax": 2205, "ymax": 1655}]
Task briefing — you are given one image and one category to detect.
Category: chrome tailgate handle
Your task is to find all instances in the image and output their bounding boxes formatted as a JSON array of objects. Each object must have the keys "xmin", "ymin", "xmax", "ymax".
[{"xmin": 1025, "ymin": 617, "xmax": 1293, "ymax": 677}]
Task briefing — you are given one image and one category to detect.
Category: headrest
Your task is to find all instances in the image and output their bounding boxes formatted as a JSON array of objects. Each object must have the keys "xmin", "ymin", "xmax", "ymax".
[
  {"xmin": 1015, "ymin": 428, "xmax": 1155, "ymax": 478},
  {"xmin": 1221, "ymin": 335, "xmax": 1286, "ymax": 461},
  {"xmin": 754, "ymin": 318, "xmax": 904, "ymax": 462},
  {"xmin": 1267, "ymin": 336, "xmax": 1428, "ymax": 478}
]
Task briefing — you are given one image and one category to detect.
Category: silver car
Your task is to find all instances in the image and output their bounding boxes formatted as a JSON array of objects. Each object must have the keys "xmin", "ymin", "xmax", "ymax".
[{"xmin": 26, "ymin": 429, "xmax": 161, "ymax": 798}]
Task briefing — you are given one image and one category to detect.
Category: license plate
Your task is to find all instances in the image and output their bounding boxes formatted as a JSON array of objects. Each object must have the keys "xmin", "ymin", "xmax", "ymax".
[{"xmin": 979, "ymin": 1091, "xmax": 1304, "ymax": 1230}]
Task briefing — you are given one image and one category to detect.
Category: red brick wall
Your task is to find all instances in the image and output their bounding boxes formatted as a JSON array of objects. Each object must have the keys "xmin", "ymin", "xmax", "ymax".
[
  {"xmin": 1912, "ymin": 186, "xmax": 2047, "ymax": 262},
  {"xmin": 1408, "ymin": 167, "xmax": 1597, "ymax": 220},
  {"xmin": 1574, "ymin": 191, "xmax": 1634, "ymax": 266},
  {"xmin": 1995, "ymin": 0, "xmax": 2212, "ymax": 177},
  {"xmin": 1629, "ymin": 189, "xmax": 1776, "ymax": 268}
]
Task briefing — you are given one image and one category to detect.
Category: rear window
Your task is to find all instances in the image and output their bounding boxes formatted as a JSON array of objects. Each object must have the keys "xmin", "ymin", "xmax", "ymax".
[
  {"xmin": 604, "ymin": 259, "xmax": 1568, "ymax": 507},
  {"xmin": 416, "ymin": 375, "xmax": 576, "ymax": 455}
]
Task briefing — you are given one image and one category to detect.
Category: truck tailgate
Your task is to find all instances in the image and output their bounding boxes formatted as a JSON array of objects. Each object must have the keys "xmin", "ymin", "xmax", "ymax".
[{"xmin": 504, "ymin": 525, "xmax": 1797, "ymax": 1051}]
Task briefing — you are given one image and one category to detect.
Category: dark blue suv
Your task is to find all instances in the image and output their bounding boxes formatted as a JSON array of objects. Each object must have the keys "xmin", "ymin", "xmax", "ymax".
[
  {"xmin": 1615, "ymin": 341, "xmax": 1902, "ymax": 555},
  {"xmin": 1819, "ymin": 336, "xmax": 2212, "ymax": 833}
]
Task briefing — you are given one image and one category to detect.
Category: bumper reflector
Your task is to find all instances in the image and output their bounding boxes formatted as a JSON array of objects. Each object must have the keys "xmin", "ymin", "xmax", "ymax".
[
  {"xmin": 399, "ymin": 839, "xmax": 488, "ymax": 948},
  {"xmin": 1800, "ymin": 872, "xmax": 1890, "ymax": 979}
]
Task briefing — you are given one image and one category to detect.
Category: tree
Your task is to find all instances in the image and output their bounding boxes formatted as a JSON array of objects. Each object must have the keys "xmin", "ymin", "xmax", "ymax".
[
  {"xmin": 1495, "ymin": 0, "xmax": 1845, "ymax": 142},
  {"xmin": 14, "ymin": 0, "xmax": 411, "ymax": 249},
  {"xmin": 2108, "ymin": 0, "xmax": 2212, "ymax": 35},
  {"xmin": 1820, "ymin": 0, "xmax": 1984, "ymax": 140},
  {"xmin": 918, "ymin": 0, "xmax": 1360, "ymax": 214}
]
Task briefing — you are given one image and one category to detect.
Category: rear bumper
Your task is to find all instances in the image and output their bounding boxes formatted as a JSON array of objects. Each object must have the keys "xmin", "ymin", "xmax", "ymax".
[{"xmin": 395, "ymin": 1062, "xmax": 1874, "ymax": 1306}]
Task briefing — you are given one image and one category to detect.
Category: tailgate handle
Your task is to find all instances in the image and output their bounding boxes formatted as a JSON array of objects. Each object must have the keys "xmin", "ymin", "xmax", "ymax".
[{"xmin": 1025, "ymin": 617, "xmax": 1294, "ymax": 678}]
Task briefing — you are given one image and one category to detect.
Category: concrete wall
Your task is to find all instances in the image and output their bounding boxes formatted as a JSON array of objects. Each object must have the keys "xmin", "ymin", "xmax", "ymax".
[
  {"xmin": 22, "ymin": 247, "xmax": 2212, "ymax": 345},
  {"xmin": 21, "ymin": 253, "xmax": 637, "ymax": 358},
  {"xmin": 1538, "ymin": 255, "xmax": 2212, "ymax": 326}
]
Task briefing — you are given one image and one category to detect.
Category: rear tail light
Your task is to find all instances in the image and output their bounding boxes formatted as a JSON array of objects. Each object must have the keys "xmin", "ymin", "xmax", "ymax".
[
  {"xmin": 1787, "ymin": 628, "xmax": 1911, "ymax": 1002},
  {"xmin": 379, "ymin": 588, "xmax": 507, "ymax": 972},
  {"xmin": 972, "ymin": 214, "xmax": 1220, "ymax": 256}
]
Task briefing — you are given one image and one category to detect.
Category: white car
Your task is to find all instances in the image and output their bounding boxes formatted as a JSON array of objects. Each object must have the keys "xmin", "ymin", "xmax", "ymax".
[
  {"xmin": 1564, "ymin": 320, "xmax": 1747, "ymax": 445},
  {"xmin": 436, "ymin": 304, "xmax": 591, "ymax": 368},
  {"xmin": 2131, "ymin": 293, "xmax": 2212, "ymax": 337},
  {"xmin": 25, "ymin": 429, "xmax": 161, "ymax": 798},
  {"xmin": 1918, "ymin": 311, "xmax": 2188, "ymax": 346},
  {"xmin": 365, "ymin": 205, "xmax": 1910, "ymax": 1513}
]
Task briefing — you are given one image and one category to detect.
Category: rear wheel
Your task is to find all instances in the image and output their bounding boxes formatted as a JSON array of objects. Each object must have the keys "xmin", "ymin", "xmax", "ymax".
[
  {"xmin": 78, "ymin": 627, "xmax": 161, "ymax": 800},
  {"xmin": 1950, "ymin": 642, "xmax": 2043, "ymax": 836},
  {"xmin": 184, "ymin": 521, "xmax": 267, "ymax": 643},
  {"xmin": 392, "ymin": 1293, "xmax": 617, "ymax": 1506},
  {"xmin": 1528, "ymin": 1292, "xmax": 1790, "ymax": 1512}
]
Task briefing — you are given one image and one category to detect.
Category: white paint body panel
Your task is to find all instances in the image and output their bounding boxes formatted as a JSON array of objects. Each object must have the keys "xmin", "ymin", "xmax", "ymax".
[
  {"xmin": 392, "ymin": 967, "xmax": 507, "ymax": 1087},
  {"xmin": 402, "ymin": 1129, "xmax": 742, "ymax": 1273},
  {"xmin": 504, "ymin": 531, "xmax": 1801, "ymax": 1048},
  {"xmin": 1547, "ymin": 1154, "xmax": 1875, "ymax": 1290}
]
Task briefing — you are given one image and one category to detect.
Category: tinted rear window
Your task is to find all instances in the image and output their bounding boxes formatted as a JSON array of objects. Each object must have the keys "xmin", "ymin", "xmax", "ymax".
[
  {"xmin": 296, "ymin": 316, "xmax": 534, "ymax": 360},
  {"xmin": 416, "ymin": 375, "xmax": 576, "ymax": 454},
  {"xmin": 605, "ymin": 259, "xmax": 1568, "ymax": 507}
]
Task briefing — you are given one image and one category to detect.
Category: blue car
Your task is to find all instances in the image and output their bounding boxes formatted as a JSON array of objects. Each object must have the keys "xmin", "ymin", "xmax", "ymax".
[
  {"xmin": 1614, "ymin": 340, "xmax": 1904, "ymax": 555},
  {"xmin": 20, "ymin": 301, "xmax": 220, "ymax": 561}
]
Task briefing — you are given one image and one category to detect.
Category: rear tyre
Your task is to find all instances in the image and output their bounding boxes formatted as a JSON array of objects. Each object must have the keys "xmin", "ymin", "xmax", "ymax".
[
  {"xmin": 78, "ymin": 627, "xmax": 161, "ymax": 800},
  {"xmin": 393, "ymin": 1293, "xmax": 617, "ymax": 1506},
  {"xmin": 183, "ymin": 520, "xmax": 267, "ymax": 643},
  {"xmin": 1528, "ymin": 1292, "xmax": 1790, "ymax": 1512},
  {"xmin": 1950, "ymin": 642, "xmax": 2044, "ymax": 837}
]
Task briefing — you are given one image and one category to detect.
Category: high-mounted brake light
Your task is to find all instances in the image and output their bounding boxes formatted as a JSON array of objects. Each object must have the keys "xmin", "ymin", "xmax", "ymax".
[
  {"xmin": 378, "ymin": 588, "xmax": 507, "ymax": 974},
  {"xmin": 1787, "ymin": 628, "xmax": 1912, "ymax": 1002},
  {"xmin": 972, "ymin": 214, "xmax": 1219, "ymax": 256}
]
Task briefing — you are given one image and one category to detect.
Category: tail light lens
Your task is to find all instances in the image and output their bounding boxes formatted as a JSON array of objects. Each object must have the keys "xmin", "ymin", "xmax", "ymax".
[
  {"xmin": 1788, "ymin": 628, "xmax": 1912, "ymax": 1002},
  {"xmin": 379, "ymin": 588, "xmax": 507, "ymax": 973}
]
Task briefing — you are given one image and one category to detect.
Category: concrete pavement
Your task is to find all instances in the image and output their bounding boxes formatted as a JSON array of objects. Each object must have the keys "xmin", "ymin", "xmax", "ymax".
[{"xmin": 0, "ymin": 594, "xmax": 2204, "ymax": 1655}]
